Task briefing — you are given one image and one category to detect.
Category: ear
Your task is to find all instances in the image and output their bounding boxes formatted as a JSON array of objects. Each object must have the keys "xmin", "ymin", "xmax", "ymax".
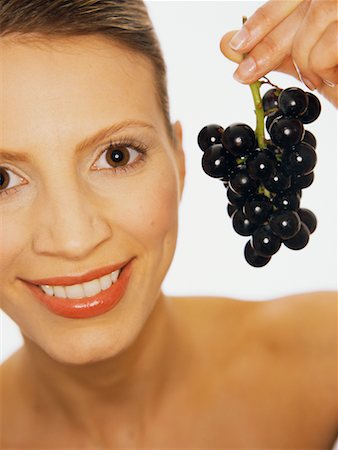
[{"xmin": 172, "ymin": 120, "xmax": 186, "ymax": 201}]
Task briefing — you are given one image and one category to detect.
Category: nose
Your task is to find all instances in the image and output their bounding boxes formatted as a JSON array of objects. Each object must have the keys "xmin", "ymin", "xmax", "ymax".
[{"xmin": 32, "ymin": 183, "xmax": 112, "ymax": 260}]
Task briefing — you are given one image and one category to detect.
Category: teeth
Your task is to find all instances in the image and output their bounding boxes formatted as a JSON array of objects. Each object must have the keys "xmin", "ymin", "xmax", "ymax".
[
  {"xmin": 39, "ymin": 269, "xmax": 121, "ymax": 299},
  {"xmin": 83, "ymin": 279, "xmax": 101, "ymax": 297},
  {"xmin": 53, "ymin": 286, "xmax": 67, "ymax": 298},
  {"xmin": 65, "ymin": 284, "xmax": 85, "ymax": 299},
  {"xmin": 99, "ymin": 274, "xmax": 112, "ymax": 290},
  {"xmin": 111, "ymin": 271, "xmax": 119, "ymax": 283},
  {"xmin": 41, "ymin": 285, "xmax": 54, "ymax": 296}
]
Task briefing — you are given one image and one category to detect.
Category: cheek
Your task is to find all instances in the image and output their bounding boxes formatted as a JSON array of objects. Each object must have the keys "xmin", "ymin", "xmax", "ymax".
[
  {"xmin": 106, "ymin": 162, "xmax": 179, "ymax": 249},
  {"xmin": 0, "ymin": 209, "xmax": 31, "ymax": 281}
]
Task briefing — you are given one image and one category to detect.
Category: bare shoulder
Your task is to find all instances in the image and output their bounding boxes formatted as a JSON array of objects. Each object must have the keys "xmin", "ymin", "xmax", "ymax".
[
  {"xmin": 169, "ymin": 291, "xmax": 337, "ymax": 368},
  {"xmin": 258, "ymin": 290, "xmax": 337, "ymax": 351},
  {"xmin": 168, "ymin": 290, "xmax": 337, "ymax": 350},
  {"xmin": 167, "ymin": 292, "xmax": 338, "ymax": 446}
]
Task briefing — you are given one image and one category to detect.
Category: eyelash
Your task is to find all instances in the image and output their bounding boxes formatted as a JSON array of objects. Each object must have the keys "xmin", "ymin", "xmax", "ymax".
[
  {"xmin": 0, "ymin": 137, "xmax": 148, "ymax": 200},
  {"xmin": 0, "ymin": 167, "xmax": 26, "ymax": 200},
  {"xmin": 93, "ymin": 137, "xmax": 148, "ymax": 175}
]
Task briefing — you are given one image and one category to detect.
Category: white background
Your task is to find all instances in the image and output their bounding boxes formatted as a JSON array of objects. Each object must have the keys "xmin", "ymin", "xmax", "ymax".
[{"xmin": 1, "ymin": 1, "xmax": 337, "ymax": 363}]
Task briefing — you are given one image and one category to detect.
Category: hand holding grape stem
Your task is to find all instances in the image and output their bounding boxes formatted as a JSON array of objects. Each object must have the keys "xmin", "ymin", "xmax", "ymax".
[{"xmin": 220, "ymin": 0, "xmax": 338, "ymax": 108}]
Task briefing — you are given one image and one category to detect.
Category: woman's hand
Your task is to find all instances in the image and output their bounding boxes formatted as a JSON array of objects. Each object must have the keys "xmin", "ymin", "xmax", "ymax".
[{"xmin": 220, "ymin": 0, "xmax": 338, "ymax": 107}]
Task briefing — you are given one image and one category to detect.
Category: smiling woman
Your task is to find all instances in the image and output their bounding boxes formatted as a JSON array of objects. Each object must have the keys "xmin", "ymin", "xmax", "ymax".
[{"xmin": 0, "ymin": 1, "xmax": 337, "ymax": 449}]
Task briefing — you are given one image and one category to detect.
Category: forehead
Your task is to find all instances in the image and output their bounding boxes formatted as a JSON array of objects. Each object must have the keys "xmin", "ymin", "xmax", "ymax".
[{"xmin": 0, "ymin": 35, "xmax": 162, "ymax": 148}]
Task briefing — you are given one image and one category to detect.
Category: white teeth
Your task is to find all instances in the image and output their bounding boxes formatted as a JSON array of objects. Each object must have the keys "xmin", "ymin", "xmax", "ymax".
[
  {"xmin": 53, "ymin": 286, "xmax": 67, "ymax": 298},
  {"xmin": 111, "ymin": 270, "xmax": 119, "ymax": 283},
  {"xmin": 99, "ymin": 274, "xmax": 113, "ymax": 291},
  {"xmin": 83, "ymin": 279, "xmax": 101, "ymax": 297},
  {"xmin": 41, "ymin": 285, "xmax": 54, "ymax": 296},
  {"xmin": 65, "ymin": 284, "xmax": 85, "ymax": 299},
  {"xmin": 39, "ymin": 268, "xmax": 121, "ymax": 299}
]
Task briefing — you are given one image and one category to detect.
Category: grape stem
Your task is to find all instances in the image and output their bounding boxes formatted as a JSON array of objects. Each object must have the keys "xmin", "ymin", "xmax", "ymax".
[
  {"xmin": 249, "ymin": 81, "xmax": 267, "ymax": 150},
  {"xmin": 261, "ymin": 76, "xmax": 281, "ymax": 91},
  {"xmin": 242, "ymin": 16, "xmax": 267, "ymax": 150}
]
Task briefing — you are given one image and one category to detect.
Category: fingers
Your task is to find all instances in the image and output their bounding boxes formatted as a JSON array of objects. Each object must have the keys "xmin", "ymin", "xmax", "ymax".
[
  {"xmin": 317, "ymin": 82, "xmax": 338, "ymax": 107},
  {"xmin": 228, "ymin": 0, "xmax": 305, "ymax": 52},
  {"xmin": 220, "ymin": 31, "xmax": 243, "ymax": 64},
  {"xmin": 220, "ymin": 31, "xmax": 300, "ymax": 80},
  {"xmin": 230, "ymin": 5, "xmax": 305, "ymax": 84},
  {"xmin": 309, "ymin": 21, "xmax": 338, "ymax": 85},
  {"xmin": 291, "ymin": 0, "xmax": 338, "ymax": 89},
  {"xmin": 273, "ymin": 56, "xmax": 300, "ymax": 79},
  {"xmin": 219, "ymin": 0, "xmax": 338, "ymax": 107}
]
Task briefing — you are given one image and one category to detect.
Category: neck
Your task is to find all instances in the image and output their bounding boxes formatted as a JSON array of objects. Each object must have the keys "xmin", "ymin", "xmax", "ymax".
[{"xmin": 18, "ymin": 291, "xmax": 181, "ymax": 442}]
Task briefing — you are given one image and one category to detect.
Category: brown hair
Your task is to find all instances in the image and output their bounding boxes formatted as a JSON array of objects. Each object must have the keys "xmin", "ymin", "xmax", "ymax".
[{"xmin": 0, "ymin": 0, "xmax": 174, "ymax": 142}]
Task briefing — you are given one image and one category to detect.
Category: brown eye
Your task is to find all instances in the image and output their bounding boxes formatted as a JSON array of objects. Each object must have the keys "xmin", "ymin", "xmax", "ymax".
[
  {"xmin": 105, "ymin": 144, "xmax": 130, "ymax": 167},
  {"xmin": 92, "ymin": 140, "xmax": 146, "ymax": 173},
  {"xmin": 0, "ymin": 168, "xmax": 10, "ymax": 190}
]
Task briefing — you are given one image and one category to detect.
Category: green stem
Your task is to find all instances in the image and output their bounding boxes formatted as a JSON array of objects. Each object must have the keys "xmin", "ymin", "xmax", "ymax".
[
  {"xmin": 242, "ymin": 16, "xmax": 267, "ymax": 151},
  {"xmin": 249, "ymin": 80, "xmax": 267, "ymax": 150}
]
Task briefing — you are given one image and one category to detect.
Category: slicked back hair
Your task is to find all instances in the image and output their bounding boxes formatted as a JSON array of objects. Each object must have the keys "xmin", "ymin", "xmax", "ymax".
[{"xmin": 0, "ymin": 0, "xmax": 174, "ymax": 142}]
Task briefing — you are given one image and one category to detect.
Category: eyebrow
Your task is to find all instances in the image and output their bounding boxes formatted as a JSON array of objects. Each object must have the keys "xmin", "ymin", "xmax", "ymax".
[{"xmin": 0, "ymin": 120, "xmax": 156, "ymax": 164}]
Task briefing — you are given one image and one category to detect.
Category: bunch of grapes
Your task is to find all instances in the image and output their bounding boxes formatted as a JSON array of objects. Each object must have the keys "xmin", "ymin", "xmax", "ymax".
[{"xmin": 197, "ymin": 86, "xmax": 321, "ymax": 267}]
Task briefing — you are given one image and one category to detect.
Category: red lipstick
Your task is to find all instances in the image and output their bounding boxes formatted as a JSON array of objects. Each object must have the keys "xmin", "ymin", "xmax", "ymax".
[
  {"xmin": 25, "ymin": 259, "xmax": 131, "ymax": 286},
  {"xmin": 21, "ymin": 258, "xmax": 134, "ymax": 319}
]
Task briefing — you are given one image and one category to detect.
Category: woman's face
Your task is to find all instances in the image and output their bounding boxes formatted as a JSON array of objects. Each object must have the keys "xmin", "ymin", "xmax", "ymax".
[{"xmin": 0, "ymin": 35, "xmax": 185, "ymax": 364}]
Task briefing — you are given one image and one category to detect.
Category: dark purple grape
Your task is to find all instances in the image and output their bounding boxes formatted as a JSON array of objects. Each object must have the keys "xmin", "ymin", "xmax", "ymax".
[
  {"xmin": 266, "ymin": 110, "xmax": 284, "ymax": 133},
  {"xmin": 246, "ymin": 149, "xmax": 277, "ymax": 181},
  {"xmin": 244, "ymin": 241, "xmax": 271, "ymax": 267},
  {"xmin": 282, "ymin": 141, "xmax": 317, "ymax": 176},
  {"xmin": 232, "ymin": 210, "xmax": 258, "ymax": 236},
  {"xmin": 252, "ymin": 224, "xmax": 282, "ymax": 257},
  {"xmin": 294, "ymin": 188, "xmax": 302, "ymax": 199},
  {"xmin": 264, "ymin": 165, "xmax": 291, "ymax": 193},
  {"xmin": 273, "ymin": 190, "xmax": 300, "ymax": 210},
  {"xmin": 266, "ymin": 141, "xmax": 283, "ymax": 159},
  {"xmin": 227, "ymin": 187, "xmax": 245, "ymax": 206},
  {"xmin": 221, "ymin": 123, "xmax": 256, "ymax": 157},
  {"xmin": 229, "ymin": 167, "xmax": 259, "ymax": 196},
  {"xmin": 244, "ymin": 194, "xmax": 273, "ymax": 224},
  {"xmin": 283, "ymin": 223, "xmax": 310, "ymax": 250},
  {"xmin": 278, "ymin": 87, "xmax": 308, "ymax": 117},
  {"xmin": 202, "ymin": 144, "xmax": 235, "ymax": 179},
  {"xmin": 262, "ymin": 88, "xmax": 280, "ymax": 113},
  {"xmin": 269, "ymin": 210, "xmax": 301, "ymax": 240},
  {"xmin": 303, "ymin": 130, "xmax": 316, "ymax": 149},
  {"xmin": 291, "ymin": 171, "xmax": 314, "ymax": 190},
  {"xmin": 269, "ymin": 117, "xmax": 304, "ymax": 148},
  {"xmin": 297, "ymin": 208, "xmax": 317, "ymax": 234},
  {"xmin": 198, "ymin": 124, "xmax": 224, "ymax": 151},
  {"xmin": 246, "ymin": 150, "xmax": 277, "ymax": 181},
  {"xmin": 227, "ymin": 203, "xmax": 238, "ymax": 218},
  {"xmin": 300, "ymin": 93, "xmax": 321, "ymax": 124}
]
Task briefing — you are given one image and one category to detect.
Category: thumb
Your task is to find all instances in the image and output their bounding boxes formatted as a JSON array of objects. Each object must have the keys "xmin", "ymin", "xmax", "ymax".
[
  {"xmin": 221, "ymin": 32, "xmax": 300, "ymax": 82},
  {"xmin": 220, "ymin": 31, "xmax": 243, "ymax": 64}
]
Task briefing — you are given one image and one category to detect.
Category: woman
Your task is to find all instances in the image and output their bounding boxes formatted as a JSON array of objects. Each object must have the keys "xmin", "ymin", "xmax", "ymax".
[{"xmin": 0, "ymin": 0, "xmax": 337, "ymax": 448}]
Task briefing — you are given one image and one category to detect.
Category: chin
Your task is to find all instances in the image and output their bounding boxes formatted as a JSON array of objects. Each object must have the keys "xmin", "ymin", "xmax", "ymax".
[{"xmin": 22, "ymin": 319, "xmax": 140, "ymax": 366}]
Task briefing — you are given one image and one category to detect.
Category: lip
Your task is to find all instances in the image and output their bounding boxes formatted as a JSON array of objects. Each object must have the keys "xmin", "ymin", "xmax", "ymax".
[
  {"xmin": 21, "ymin": 258, "xmax": 135, "ymax": 319},
  {"xmin": 23, "ymin": 258, "xmax": 132, "ymax": 287}
]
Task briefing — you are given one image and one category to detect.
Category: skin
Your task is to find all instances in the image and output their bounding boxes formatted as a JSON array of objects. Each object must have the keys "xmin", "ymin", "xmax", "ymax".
[
  {"xmin": 220, "ymin": 0, "xmax": 338, "ymax": 107},
  {"xmin": 0, "ymin": 34, "xmax": 187, "ymax": 445},
  {"xmin": 0, "ymin": 22, "xmax": 337, "ymax": 450}
]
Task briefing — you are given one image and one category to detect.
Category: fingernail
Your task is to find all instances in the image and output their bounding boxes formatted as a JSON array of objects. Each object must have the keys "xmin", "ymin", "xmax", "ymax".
[
  {"xmin": 229, "ymin": 27, "xmax": 250, "ymax": 50},
  {"xmin": 323, "ymin": 79, "xmax": 336, "ymax": 88},
  {"xmin": 234, "ymin": 56, "xmax": 256, "ymax": 82},
  {"xmin": 302, "ymin": 78, "xmax": 316, "ymax": 91},
  {"xmin": 292, "ymin": 59, "xmax": 302, "ymax": 81}
]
